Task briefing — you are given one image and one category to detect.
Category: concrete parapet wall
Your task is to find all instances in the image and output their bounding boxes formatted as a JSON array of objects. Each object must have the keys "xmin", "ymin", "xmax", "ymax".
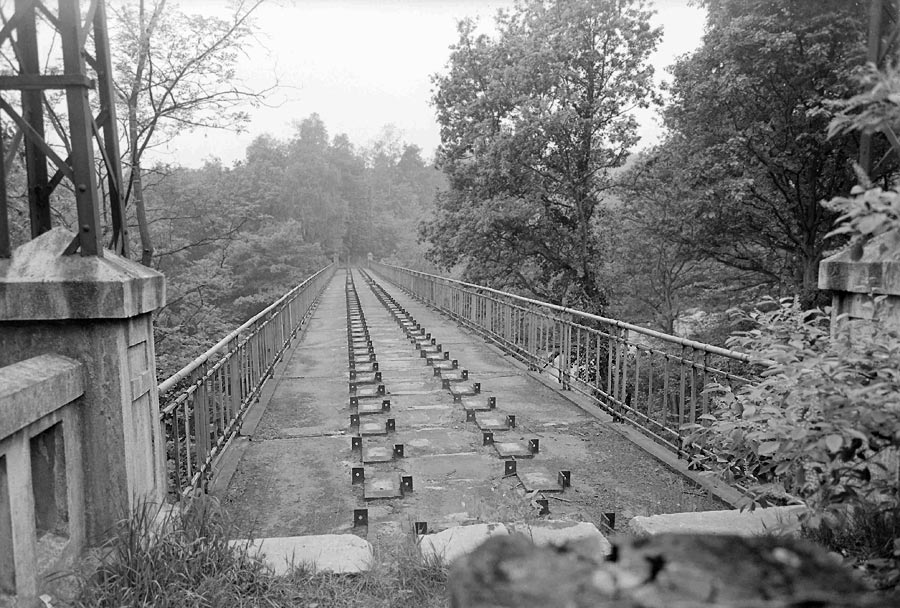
[
  {"xmin": 819, "ymin": 230, "xmax": 900, "ymax": 330},
  {"xmin": 1, "ymin": 355, "xmax": 86, "ymax": 607},
  {"xmin": 0, "ymin": 228, "xmax": 167, "ymax": 549},
  {"xmin": 0, "ymin": 355, "xmax": 83, "ymax": 439}
]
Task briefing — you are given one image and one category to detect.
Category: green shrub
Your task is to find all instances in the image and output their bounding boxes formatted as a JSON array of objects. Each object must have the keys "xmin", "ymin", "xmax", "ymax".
[
  {"xmin": 684, "ymin": 297, "xmax": 900, "ymax": 585},
  {"xmin": 687, "ymin": 298, "xmax": 900, "ymax": 516}
]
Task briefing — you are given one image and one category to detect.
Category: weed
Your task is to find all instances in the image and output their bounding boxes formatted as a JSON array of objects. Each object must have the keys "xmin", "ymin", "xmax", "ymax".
[
  {"xmin": 802, "ymin": 504, "xmax": 900, "ymax": 591},
  {"xmin": 72, "ymin": 496, "xmax": 450, "ymax": 608},
  {"xmin": 74, "ymin": 497, "xmax": 285, "ymax": 607}
]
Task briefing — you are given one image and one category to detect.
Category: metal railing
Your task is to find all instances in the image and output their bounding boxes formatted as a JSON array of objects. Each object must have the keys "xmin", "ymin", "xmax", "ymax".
[
  {"xmin": 158, "ymin": 264, "xmax": 335, "ymax": 496},
  {"xmin": 370, "ymin": 262, "xmax": 757, "ymax": 456}
]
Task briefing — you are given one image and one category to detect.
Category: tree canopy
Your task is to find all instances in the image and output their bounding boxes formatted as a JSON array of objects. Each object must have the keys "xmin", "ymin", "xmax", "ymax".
[
  {"xmin": 659, "ymin": 0, "xmax": 872, "ymax": 305},
  {"xmin": 147, "ymin": 116, "xmax": 444, "ymax": 376},
  {"xmin": 423, "ymin": 0, "xmax": 661, "ymax": 311}
]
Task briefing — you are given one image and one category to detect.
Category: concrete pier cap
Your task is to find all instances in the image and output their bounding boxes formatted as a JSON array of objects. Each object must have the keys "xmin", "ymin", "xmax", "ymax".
[
  {"xmin": 818, "ymin": 229, "xmax": 900, "ymax": 332},
  {"xmin": 0, "ymin": 227, "xmax": 165, "ymax": 320},
  {"xmin": 0, "ymin": 227, "xmax": 167, "ymax": 543}
]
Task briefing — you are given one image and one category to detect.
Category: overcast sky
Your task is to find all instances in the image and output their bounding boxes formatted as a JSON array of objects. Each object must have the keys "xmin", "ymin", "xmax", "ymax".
[{"xmin": 157, "ymin": 0, "xmax": 706, "ymax": 167}]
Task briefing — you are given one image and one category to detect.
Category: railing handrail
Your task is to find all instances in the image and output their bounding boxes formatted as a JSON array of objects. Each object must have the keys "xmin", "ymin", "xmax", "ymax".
[
  {"xmin": 373, "ymin": 262, "xmax": 753, "ymax": 363},
  {"xmin": 158, "ymin": 263, "xmax": 334, "ymax": 394}
]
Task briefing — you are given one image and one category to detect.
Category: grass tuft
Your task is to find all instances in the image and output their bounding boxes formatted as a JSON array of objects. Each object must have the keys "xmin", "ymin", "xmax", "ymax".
[
  {"xmin": 802, "ymin": 504, "xmax": 900, "ymax": 591},
  {"xmin": 73, "ymin": 496, "xmax": 450, "ymax": 608},
  {"xmin": 75, "ymin": 496, "xmax": 284, "ymax": 607}
]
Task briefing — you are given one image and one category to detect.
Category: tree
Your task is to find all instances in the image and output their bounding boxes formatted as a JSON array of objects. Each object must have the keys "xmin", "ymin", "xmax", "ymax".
[
  {"xmin": 663, "ymin": 0, "xmax": 874, "ymax": 305},
  {"xmin": 110, "ymin": 0, "xmax": 272, "ymax": 265},
  {"xmin": 423, "ymin": 0, "xmax": 661, "ymax": 311},
  {"xmin": 614, "ymin": 141, "xmax": 715, "ymax": 333}
]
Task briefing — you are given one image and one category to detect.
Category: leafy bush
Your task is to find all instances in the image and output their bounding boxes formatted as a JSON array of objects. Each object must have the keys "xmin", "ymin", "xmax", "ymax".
[
  {"xmin": 684, "ymin": 297, "xmax": 900, "ymax": 586},
  {"xmin": 687, "ymin": 298, "xmax": 900, "ymax": 515}
]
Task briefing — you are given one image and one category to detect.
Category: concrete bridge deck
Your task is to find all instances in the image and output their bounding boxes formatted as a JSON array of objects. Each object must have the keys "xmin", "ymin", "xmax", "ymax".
[{"xmin": 214, "ymin": 268, "xmax": 726, "ymax": 551}]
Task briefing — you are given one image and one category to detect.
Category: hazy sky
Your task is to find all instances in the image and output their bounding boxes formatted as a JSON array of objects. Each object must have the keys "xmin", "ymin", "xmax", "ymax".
[{"xmin": 158, "ymin": 0, "xmax": 706, "ymax": 167}]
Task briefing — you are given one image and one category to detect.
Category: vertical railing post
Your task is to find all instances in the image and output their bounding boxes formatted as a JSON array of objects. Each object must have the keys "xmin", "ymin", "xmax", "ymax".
[{"xmin": 193, "ymin": 368, "xmax": 210, "ymax": 478}]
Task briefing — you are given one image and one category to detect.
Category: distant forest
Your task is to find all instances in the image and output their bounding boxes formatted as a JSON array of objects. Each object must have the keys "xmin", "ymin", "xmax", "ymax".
[{"xmin": 145, "ymin": 117, "xmax": 445, "ymax": 376}]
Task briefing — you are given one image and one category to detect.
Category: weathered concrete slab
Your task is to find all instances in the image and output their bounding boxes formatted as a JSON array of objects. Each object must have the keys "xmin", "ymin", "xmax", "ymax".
[
  {"xmin": 365, "ymin": 473, "xmax": 403, "ymax": 499},
  {"xmin": 449, "ymin": 384, "xmax": 479, "ymax": 399},
  {"xmin": 476, "ymin": 414, "xmax": 512, "ymax": 431},
  {"xmin": 362, "ymin": 444, "xmax": 398, "ymax": 463},
  {"xmin": 234, "ymin": 534, "xmax": 373, "ymax": 574},
  {"xmin": 419, "ymin": 523, "xmax": 508, "ymax": 564},
  {"xmin": 494, "ymin": 440, "xmax": 536, "ymax": 458},
  {"xmin": 519, "ymin": 469, "xmax": 566, "ymax": 493},
  {"xmin": 507, "ymin": 521, "xmax": 612, "ymax": 558},
  {"xmin": 221, "ymin": 436, "xmax": 355, "ymax": 538},
  {"xmin": 359, "ymin": 420, "xmax": 389, "ymax": 435},
  {"xmin": 461, "ymin": 396, "xmax": 495, "ymax": 411},
  {"xmin": 629, "ymin": 505, "xmax": 807, "ymax": 537},
  {"xmin": 357, "ymin": 399, "xmax": 390, "ymax": 415}
]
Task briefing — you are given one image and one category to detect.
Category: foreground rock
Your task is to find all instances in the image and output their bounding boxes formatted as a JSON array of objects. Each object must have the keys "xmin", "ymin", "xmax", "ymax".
[
  {"xmin": 629, "ymin": 506, "xmax": 806, "ymax": 537},
  {"xmin": 449, "ymin": 533, "xmax": 894, "ymax": 607},
  {"xmin": 230, "ymin": 534, "xmax": 373, "ymax": 574}
]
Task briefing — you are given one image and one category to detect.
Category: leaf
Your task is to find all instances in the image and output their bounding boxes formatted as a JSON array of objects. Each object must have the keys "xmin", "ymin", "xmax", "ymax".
[
  {"xmin": 824, "ymin": 434, "xmax": 843, "ymax": 452},
  {"xmin": 757, "ymin": 441, "xmax": 780, "ymax": 456}
]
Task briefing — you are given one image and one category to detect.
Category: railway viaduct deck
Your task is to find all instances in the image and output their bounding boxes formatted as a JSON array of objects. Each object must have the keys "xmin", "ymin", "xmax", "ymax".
[{"xmin": 215, "ymin": 267, "xmax": 727, "ymax": 558}]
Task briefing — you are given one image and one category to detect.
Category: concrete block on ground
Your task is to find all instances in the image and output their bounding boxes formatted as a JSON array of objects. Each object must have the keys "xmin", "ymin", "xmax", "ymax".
[
  {"xmin": 507, "ymin": 521, "xmax": 612, "ymax": 558},
  {"xmin": 629, "ymin": 505, "xmax": 807, "ymax": 537},
  {"xmin": 419, "ymin": 523, "xmax": 508, "ymax": 564},
  {"xmin": 233, "ymin": 534, "xmax": 374, "ymax": 575}
]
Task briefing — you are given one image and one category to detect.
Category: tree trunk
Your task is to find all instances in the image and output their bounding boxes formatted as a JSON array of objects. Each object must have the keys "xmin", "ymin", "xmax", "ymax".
[
  {"xmin": 129, "ymin": 105, "xmax": 153, "ymax": 266},
  {"xmin": 798, "ymin": 251, "xmax": 824, "ymax": 309}
]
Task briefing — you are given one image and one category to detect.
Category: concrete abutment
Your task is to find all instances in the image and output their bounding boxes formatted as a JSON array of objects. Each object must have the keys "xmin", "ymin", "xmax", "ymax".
[{"xmin": 0, "ymin": 228, "xmax": 166, "ymax": 605}]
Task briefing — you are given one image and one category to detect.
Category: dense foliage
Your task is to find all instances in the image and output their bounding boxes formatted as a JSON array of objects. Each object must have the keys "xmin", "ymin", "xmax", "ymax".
[
  {"xmin": 149, "ymin": 116, "xmax": 444, "ymax": 377},
  {"xmin": 655, "ymin": 0, "xmax": 871, "ymax": 307},
  {"xmin": 424, "ymin": 0, "xmax": 661, "ymax": 311}
]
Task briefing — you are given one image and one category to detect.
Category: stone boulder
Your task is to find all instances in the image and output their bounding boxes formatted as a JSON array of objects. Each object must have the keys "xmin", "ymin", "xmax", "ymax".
[{"xmin": 449, "ymin": 533, "xmax": 895, "ymax": 608}]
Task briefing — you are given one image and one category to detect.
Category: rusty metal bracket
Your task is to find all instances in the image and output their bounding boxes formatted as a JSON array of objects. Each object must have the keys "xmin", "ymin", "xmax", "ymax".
[
  {"xmin": 381, "ymin": 399, "xmax": 391, "ymax": 412},
  {"xmin": 354, "ymin": 509, "xmax": 368, "ymax": 527},
  {"xmin": 352, "ymin": 467, "xmax": 365, "ymax": 484},
  {"xmin": 483, "ymin": 431, "xmax": 494, "ymax": 445},
  {"xmin": 393, "ymin": 444, "xmax": 405, "ymax": 458},
  {"xmin": 386, "ymin": 418, "xmax": 396, "ymax": 432},
  {"xmin": 414, "ymin": 521, "xmax": 428, "ymax": 535},
  {"xmin": 507, "ymin": 415, "xmax": 516, "ymax": 428},
  {"xmin": 601, "ymin": 512, "xmax": 615, "ymax": 532},
  {"xmin": 351, "ymin": 436, "xmax": 362, "ymax": 451},
  {"xmin": 466, "ymin": 410, "xmax": 477, "ymax": 422},
  {"xmin": 350, "ymin": 414, "xmax": 360, "ymax": 427},
  {"xmin": 558, "ymin": 470, "xmax": 571, "ymax": 488},
  {"xmin": 401, "ymin": 475, "xmax": 413, "ymax": 492},
  {"xmin": 529, "ymin": 439, "xmax": 539, "ymax": 454},
  {"xmin": 504, "ymin": 460, "xmax": 517, "ymax": 476}
]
